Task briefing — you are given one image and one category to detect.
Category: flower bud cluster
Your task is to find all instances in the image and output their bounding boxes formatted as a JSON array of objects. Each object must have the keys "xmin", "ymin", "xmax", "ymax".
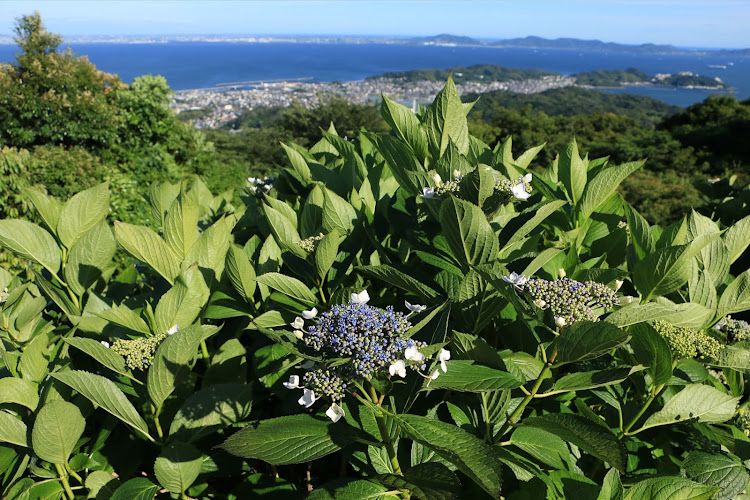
[
  {"xmin": 109, "ymin": 324, "xmax": 179, "ymax": 370},
  {"xmin": 716, "ymin": 317, "xmax": 750, "ymax": 342},
  {"xmin": 496, "ymin": 174, "xmax": 533, "ymax": 201},
  {"xmin": 420, "ymin": 173, "xmax": 462, "ymax": 199},
  {"xmin": 520, "ymin": 277, "xmax": 620, "ymax": 325},
  {"xmin": 652, "ymin": 320, "xmax": 723, "ymax": 360},
  {"xmin": 297, "ymin": 233, "xmax": 325, "ymax": 252},
  {"xmin": 302, "ymin": 368, "xmax": 348, "ymax": 403},
  {"xmin": 736, "ymin": 407, "xmax": 750, "ymax": 437},
  {"xmin": 246, "ymin": 176, "xmax": 275, "ymax": 195},
  {"xmin": 304, "ymin": 302, "xmax": 418, "ymax": 378}
]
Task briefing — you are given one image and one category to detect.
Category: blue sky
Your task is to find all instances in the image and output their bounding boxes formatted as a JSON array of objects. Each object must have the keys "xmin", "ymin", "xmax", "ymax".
[{"xmin": 1, "ymin": 1, "xmax": 748, "ymax": 48}]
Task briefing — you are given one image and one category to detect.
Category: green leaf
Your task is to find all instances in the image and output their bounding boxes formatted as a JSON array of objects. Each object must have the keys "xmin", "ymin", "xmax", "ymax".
[
  {"xmin": 624, "ymin": 202, "xmax": 655, "ymax": 261},
  {"xmin": 381, "ymin": 94, "xmax": 429, "ymax": 162},
  {"xmin": 0, "ymin": 220, "xmax": 60, "ymax": 274},
  {"xmin": 509, "ymin": 426, "xmax": 570, "ymax": 470},
  {"xmin": 31, "ymin": 400, "xmax": 85, "ymax": 464},
  {"xmin": 148, "ymin": 325, "xmax": 218, "ymax": 410},
  {"xmin": 19, "ymin": 333, "xmax": 49, "ymax": 383},
  {"xmin": 264, "ymin": 203, "xmax": 302, "ymax": 253},
  {"xmin": 377, "ymin": 463, "xmax": 461, "ymax": 500},
  {"xmin": 281, "ymin": 143, "xmax": 312, "ymax": 183},
  {"xmin": 605, "ymin": 302, "xmax": 712, "ymax": 329},
  {"xmin": 523, "ymin": 413, "xmax": 627, "ymax": 472},
  {"xmin": 322, "ymin": 188, "xmax": 357, "ymax": 235},
  {"xmin": 154, "ymin": 266, "xmax": 210, "ymax": 334},
  {"xmin": 640, "ymin": 384, "xmax": 739, "ymax": 431},
  {"xmin": 425, "ymin": 360, "xmax": 522, "ymax": 392},
  {"xmin": 255, "ymin": 272, "xmax": 316, "ymax": 305},
  {"xmin": 558, "ymin": 139, "xmax": 587, "ymax": 205},
  {"xmin": 0, "ymin": 411, "xmax": 28, "ymax": 447},
  {"xmin": 723, "ymin": 214, "xmax": 750, "ymax": 265},
  {"xmin": 111, "ymin": 478, "xmax": 159, "ymax": 500},
  {"xmin": 624, "ymin": 477, "xmax": 719, "ymax": 500},
  {"xmin": 169, "ymin": 383, "xmax": 253, "ymax": 443},
  {"xmin": 51, "ymin": 370, "xmax": 151, "ymax": 440},
  {"xmin": 226, "ymin": 245, "xmax": 257, "ymax": 302},
  {"xmin": 718, "ymin": 269, "xmax": 750, "ymax": 317},
  {"xmin": 220, "ymin": 414, "xmax": 358, "ymax": 465},
  {"xmin": 633, "ymin": 233, "xmax": 718, "ymax": 300},
  {"xmin": 597, "ymin": 469, "xmax": 624, "ymax": 500},
  {"xmin": 64, "ymin": 221, "xmax": 115, "ymax": 296},
  {"xmin": 154, "ymin": 441, "xmax": 202, "ymax": 494},
  {"xmin": 395, "ymin": 413, "xmax": 502, "ymax": 497},
  {"xmin": 315, "ymin": 228, "xmax": 340, "ymax": 282},
  {"xmin": 552, "ymin": 366, "xmax": 645, "ymax": 393},
  {"xmin": 500, "ymin": 200, "xmax": 566, "ymax": 251},
  {"xmin": 57, "ymin": 182, "xmax": 110, "ymax": 249},
  {"xmin": 163, "ymin": 191, "xmax": 199, "ymax": 260},
  {"xmin": 629, "ymin": 323, "xmax": 673, "ymax": 387},
  {"xmin": 96, "ymin": 303, "xmax": 151, "ymax": 335},
  {"xmin": 440, "ymin": 197, "xmax": 498, "ymax": 270},
  {"xmin": 424, "ymin": 75, "xmax": 470, "ymax": 157},
  {"xmin": 85, "ymin": 470, "xmax": 120, "ymax": 499},
  {"xmin": 551, "ymin": 321, "xmax": 630, "ymax": 366},
  {"xmin": 683, "ymin": 451, "xmax": 750, "ymax": 500},
  {"xmin": 64, "ymin": 337, "xmax": 137, "ymax": 383},
  {"xmin": 358, "ymin": 264, "xmax": 439, "ymax": 301},
  {"xmin": 114, "ymin": 222, "xmax": 179, "ymax": 284},
  {"xmin": 307, "ymin": 479, "xmax": 390, "ymax": 500},
  {"xmin": 25, "ymin": 187, "xmax": 62, "ymax": 236},
  {"xmin": 183, "ymin": 217, "xmax": 231, "ymax": 280},
  {"xmin": 0, "ymin": 377, "xmax": 39, "ymax": 411},
  {"xmin": 578, "ymin": 161, "xmax": 643, "ymax": 223}
]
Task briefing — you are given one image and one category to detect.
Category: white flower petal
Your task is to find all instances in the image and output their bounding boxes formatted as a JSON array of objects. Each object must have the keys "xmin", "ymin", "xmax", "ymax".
[
  {"xmin": 432, "ymin": 173, "xmax": 443, "ymax": 186},
  {"xmin": 298, "ymin": 388, "xmax": 317, "ymax": 407},
  {"xmin": 523, "ymin": 173, "xmax": 533, "ymax": 183},
  {"xmin": 614, "ymin": 280, "xmax": 624, "ymax": 291},
  {"xmin": 167, "ymin": 324, "xmax": 179, "ymax": 336},
  {"xmin": 326, "ymin": 403, "xmax": 345, "ymax": 423},
  {"xmin": 290, "ymin": 317, "xmax": 304, "ymax": 329},
  {"xmin": 404, "ymin": 346, "xmax": 425, "ymax": 362},
  {"xmin": 302, "ymin": 307, "xmax": 318, "ymax": 319},
  {"xmin": 555, "ymin": 316, "xmax": 567, "ymax": 328},
  {"xmin": 502, "ymin": 272, "xmax": 528, "ymax": 286},
  {"xmin": 510, "ymin": 183, "xmax": 530, "ymax": 200},
  {"xmin": 351, "ymin": 290, "xmax": 370, "ymax": 304},
  {"xmin": 389, "ymin": 359, "xmax": 406, "ymax": 378},
  {"xmin": 101, "ymin": 341, "xmax": 110, "ymax": 348},
  {"xmin": 420, "ymin": 187, "xmax": 435, "ymax": 199},
  {"xmin": 405, "ymin": 301, "xmax": 426, "ymax": 313},
  {"xmin": 283, "ymin": 375, "xmax": 300, "ymax": 389},
  {"xmin": 294, "ymin": 330, "xmax": 304, "ymax": 340},
  {"xmin": 441, "ymin": 360, "xmax": 449, "ymax": 373},
  {"xmin": 439, "ymin": 348, "xmax": 451, "ymax": 362},
  {"xmin": 430, "ymin": 369, "xmax": 440, "ymax": 380}
]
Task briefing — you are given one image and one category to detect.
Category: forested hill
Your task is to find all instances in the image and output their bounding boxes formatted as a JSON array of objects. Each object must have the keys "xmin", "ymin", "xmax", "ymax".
[
  {"xmin": 466, "ymin": 86, "xmax": 681, "ymax": 126},
  {"xmin": 366, "ymin": 64, "xmax": 555, "ymax": 82}
]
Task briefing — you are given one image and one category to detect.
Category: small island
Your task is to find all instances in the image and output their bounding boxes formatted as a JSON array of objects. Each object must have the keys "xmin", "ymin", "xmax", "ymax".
[
  {"xmin": 574, "ymin": 68, "xmax": 727, "ymax": 89},
  {"xmin": 365, "ymin": 64, "xmax": 555, "ymax": 83}
]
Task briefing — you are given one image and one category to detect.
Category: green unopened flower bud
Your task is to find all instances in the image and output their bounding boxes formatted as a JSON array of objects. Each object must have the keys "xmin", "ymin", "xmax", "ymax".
[{"xmin": 653, "ymin": 320, "xmax": 724, "ymax": 360}]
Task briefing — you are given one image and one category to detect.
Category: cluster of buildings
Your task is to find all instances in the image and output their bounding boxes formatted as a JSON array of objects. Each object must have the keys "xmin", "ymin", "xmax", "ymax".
[{"xmin": 170, "ymin": 75, "xmax": 576, "ymax": 129}]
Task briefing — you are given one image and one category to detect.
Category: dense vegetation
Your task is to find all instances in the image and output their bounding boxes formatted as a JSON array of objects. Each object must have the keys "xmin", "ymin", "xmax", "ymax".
[
  {"xmin": 4, "ymin": 68, "xmax": 750, "ymax": 499},
  {"xmin": 367, "ymin": 64, "xmax": 554, "ymax": 83},
  {"xmin": 573, "ymin": 67, "xmax": 650, "ymax": 87}
]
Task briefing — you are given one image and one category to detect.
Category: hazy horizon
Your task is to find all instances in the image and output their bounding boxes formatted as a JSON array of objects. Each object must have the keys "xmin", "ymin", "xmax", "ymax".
[{"xmin": 1, "ymin": 1, "xmax": 748, "ymax": 49}]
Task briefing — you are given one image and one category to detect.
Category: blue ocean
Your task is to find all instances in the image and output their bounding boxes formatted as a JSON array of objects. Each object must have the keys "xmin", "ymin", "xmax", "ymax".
[{"xmin": 1, "ymin": 41, "xmax": 747, "ymax": 107}]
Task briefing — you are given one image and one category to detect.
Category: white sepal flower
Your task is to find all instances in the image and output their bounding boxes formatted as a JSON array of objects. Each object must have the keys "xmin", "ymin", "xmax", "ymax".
[
  {"xmin": 453, "ymin": 169, "xmax": 462, "ymax": 179},
  {"xmin": 502, "ymin": 272, "xmax": 528, "ymax": 287},
  {"xmin": 523, "ymin": 173, "xmax": 533, "ymax": 183},
  {"xmin": 614, "ymin": 280, "xmax": 624, "ymax": 291},
  {"xmin": 290, "ymin": 317, "xmax": 304, "ymax": 329},
  {"xmin": 622, "ymin": 295, "xmax": 634, "ymax": 304},
  {"xmin": 326, "ymin": 403, "xmax": 345, "ymax": 423},
  {"xmin": 350, "ymin": 290, "xmax": 370, "ymax": 304},
  {"xmin": 405, "ymin": 301, "xmax": 426, "ymax": 314},
  {"xmin": 555, "ymin": 316, "xmax": 567, "ymax": 328},
  {"xmin": 510, "ymin": 183, "xmax": 530, "ymax": 200},
  {"xmin": 432, "ymin": 173, "xmax": 443, "ymax": 186},
  {"xmin": 404, "ymin": 346, "xmax": 425, "ymax": 362},
  {"xmin": 298, "ymin": 388, "xmax": 318, "ymax": 408},
  {"xmin": 101, "ymin": 341, "xmax": 110, "ymax": 348},
  {"xmin": 421, "ymin": 187, "xmax": 435, "ymax": 199},
  {"xmin": 294, "ymin": 330, "xmax": 304, "ymax": 340},
  {"xmin": 438, "ymin": 348, "xmax": 451, "ymax": 373},
  {"xmin": 558, "ymin": 268, "xmax": 566, "ymax": 278},
  {"xmin": 430, "ymin": 369, "xmax": 440, "ymax": 380},
  {"xmin": 389, "ymin": 359, "xmax": 407, "ymax": 378},
  {"xmin": 302, "ymin": 307, "xmax": 318, "ymax": 320},
  {"xmin": 533, "ymin": 299, "xmax": 547, "ymax": 308},
  {"xmin": 167, "ymin": 324, "xmax": 179, "ymax": 336},
  {"xmin": 283, "ymin": 375, "xmax": 301, "ymax": 389}
]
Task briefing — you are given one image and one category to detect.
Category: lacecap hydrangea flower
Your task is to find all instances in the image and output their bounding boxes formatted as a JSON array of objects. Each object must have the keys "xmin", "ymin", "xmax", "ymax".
[
  {"xmin": 716, "ymin": 317, "xmax": 750, "ymax": 342},
  {"xmin": 496, "ymin": 173, "xmax": 533, "ymax": 201},
  {"xmin": 109, "ymin": 324, "xmax": 179, "ymax": 370},
  {"xmin": 283, "ymin": 294, "xmax": 450, "ymax": 422},
  {"xmin": 246, "ymin": 176, "xmax": 275, "ymax": 195},
  {"xmin": 653, "ymin": 320, "xmax": 723, "ymax": 360}
]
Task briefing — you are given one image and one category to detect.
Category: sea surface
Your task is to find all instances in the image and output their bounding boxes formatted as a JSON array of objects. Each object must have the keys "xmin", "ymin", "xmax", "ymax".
[{"xmin": 1, "ymin": 42, "xmax": 748, "ymax": 107}]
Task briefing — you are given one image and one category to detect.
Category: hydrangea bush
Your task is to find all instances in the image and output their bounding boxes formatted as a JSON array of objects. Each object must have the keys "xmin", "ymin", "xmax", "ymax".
[{"xmin": 2, "ymin": 78, "xmax": 750, "ymax": 498}]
